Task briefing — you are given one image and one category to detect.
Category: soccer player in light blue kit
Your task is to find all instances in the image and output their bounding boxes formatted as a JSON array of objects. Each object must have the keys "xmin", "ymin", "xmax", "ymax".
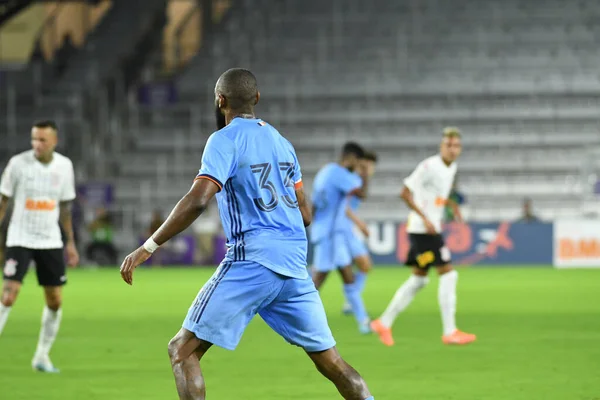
[
  {"xmin": 311, "ymin": 143, "xmax": 371, "ymax": 334},
  {"xmin": 340, "ymin": 151, "xmax": 377, "ymax": 316},
  {"xmin": 119, "ymin": 69, "xmax": 374, "ymax": 400}
]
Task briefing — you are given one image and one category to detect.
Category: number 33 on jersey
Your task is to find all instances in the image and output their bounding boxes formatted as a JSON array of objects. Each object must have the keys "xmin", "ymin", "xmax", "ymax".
[{"xmin": 194, "ymin": 117, "xmax": 308, "ymax": 279}]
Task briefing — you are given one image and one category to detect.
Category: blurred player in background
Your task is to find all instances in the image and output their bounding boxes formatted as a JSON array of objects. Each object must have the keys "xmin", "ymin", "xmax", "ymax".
[
  {"xmin": 341, "ymin": 151, "xmax": 377, "ymax": 315},
  {"xmin": 371, "ymin": 127, "xmax": 476, "ymax": 346},
  {"xmin": 0, "ymin": 120, "xmax": 79, "ymax": 372},
  {"xmin": 119, "ymin": 69, "xmax": 374, "ymax": 400},
  {"xmin": 311, "ymin": 142, "xmax": 371, "ymax": 334}
]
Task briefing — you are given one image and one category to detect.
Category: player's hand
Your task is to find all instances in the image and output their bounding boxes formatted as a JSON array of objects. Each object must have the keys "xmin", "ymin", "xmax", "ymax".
[
  {"xmin": 424, "ymin": 219, "xmax": 437, "ymax": 235},
  {"xmin": 120, "ymin": 246, "xmax": 152, "ymax": 285},
  {"xmin": 65, "ymin": 242, "xmax": 79, "ymax": 267},
  {"xmin": 454, "ymin": 209, "xmax": 464, "ymax": 224},
  {"xmin": 358, "ymin": 221, "xmax": 370, "ymax": 237}
]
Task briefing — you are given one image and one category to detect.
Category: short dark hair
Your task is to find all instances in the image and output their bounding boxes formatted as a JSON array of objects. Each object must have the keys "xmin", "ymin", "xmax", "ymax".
[
  {"xmin": 363, "ymin": 150, "xmax": 378, "ymax": 162},
  {"xmin": 33, "ymin": 120, "xmax": 58, "ymax": 131},
  {"xmin": 342, "ymin": 142, "xmax": 365, "ymax": 158},
  {"xmin": 216, "ymin": 68, "xmax": 258, "ymax": 110}
]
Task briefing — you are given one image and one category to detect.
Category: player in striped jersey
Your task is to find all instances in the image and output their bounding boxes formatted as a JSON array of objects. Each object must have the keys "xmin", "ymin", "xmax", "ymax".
[{"xmin": 0, "ymin": 120, "xmax": 79, "ymax": 373}]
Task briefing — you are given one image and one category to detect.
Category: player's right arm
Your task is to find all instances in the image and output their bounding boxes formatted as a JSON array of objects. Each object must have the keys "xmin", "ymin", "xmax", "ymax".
[
  {"xmin": 0, "ymin": 157, "xmax": 16, "ymax": 230},
  {"xmin": 352, "ymin": 159, "xmax": 371, "ymax": 200},
  {"xmin": 335, "ymin": 170, "xmax": 364, "ymax": 198},
  {"xmin": 120, "ymin": 133, "xmax": 237, "ymax": 285},
  {"xmin": 401, "ymin": 162, "xmax": 436, "ymax": 234}
]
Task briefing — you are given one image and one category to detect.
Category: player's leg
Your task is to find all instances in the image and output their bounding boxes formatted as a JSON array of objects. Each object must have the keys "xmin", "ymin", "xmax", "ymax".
[
  {"xmin": 0, "ymin": 247, "xmax": 33, "ymax": 336},
  {"xmin": 342, "ymin": 234, "xmax": 372, "ymax": 315},
  {"xmin": 312, "ymin": 270, "xmax": 329, "ymax": 290},
  {"xmin": 308, "ymin": 348, "xmax": 373, "ymax": 400},
  {"xmin": 312, "ymin": 238, "xmax": 335, "ymax": 290},
  {"xmin": 334, "ymin": 233, "xmax": 370, "ymax": 333},
  {"xmin": 338, "ymin": 265, "xmax": 370, "ymax": 334},
  {"xmin": 370, "ymin": 267, "xmax": 429, "ymax": 346},
  {"xmin": 31, "ymin": 249, "xmax": 66, "ymax": 372},
  {"xmin": 0, "ymin": 280, "xmax": 21, "ymax": 336},
  {"xmin": 436, "ymin": 263, "xmax": 476, "ymax": 345},
  {"xmin": 175, "ymin": 261, "xmax": 280, "ymax": 399},
  {"xmin": 371, "ymin": 235, "xmax": 430, "ymax": 346},
  {"xmin": 168, "ymin": 328, "xmax": 213, "ymax": 400},
  {"xmin": 259, "ymin": 275, "xmax": 373, "ymax": 399}
]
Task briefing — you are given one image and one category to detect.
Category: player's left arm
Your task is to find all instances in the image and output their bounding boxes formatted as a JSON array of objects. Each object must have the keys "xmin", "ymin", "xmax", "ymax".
[
  {"xmin": 446, "ymin": 197, "xmax": 464, "ymax": 223},
  {"xmin": 60, "ymin": 160, "xmax": 79, "ymax": 267},
  {"xmin": 290, "ymin": 146, "xmax": 311, "ymax": 227},
  {"xmin": 59, "ymin": 201, "xmax": 79, "ymax": 267},
  {"xmin": 295, "ymin": 185, "xmax": 312, "ymax": 227},
  {"xmin": 0, "ymin": 195, "xmax": 9, "ymax": 229}
]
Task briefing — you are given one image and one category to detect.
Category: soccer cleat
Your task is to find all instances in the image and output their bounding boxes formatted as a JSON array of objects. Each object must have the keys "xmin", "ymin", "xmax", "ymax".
[
  {"xmin": 370, "ymin": 319, "xmax": 394, "ymax": 346},
  {"xmin": 442, "ymin": 330, "xmax": 477, "ymax": 345},
  {"xmin": 32, "ymin": 356, "xmax": 60, "ymax": 373},
  {"xmin": 342, "ymin": 302, "xmax": 353, "ymax": 316},
  {"xmin": 359, "ymin": 319, "xmax": 372, "ymax": 335}
]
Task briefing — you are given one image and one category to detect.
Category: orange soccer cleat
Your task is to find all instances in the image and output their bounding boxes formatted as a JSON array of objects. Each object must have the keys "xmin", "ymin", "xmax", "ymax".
[
  {"xmin": 442, "ymin": 330, "xmax": 477, "ymax": 345},
  {"xmin": 370, "ymin": 319, "xmax": 394, "ymax": 346}
]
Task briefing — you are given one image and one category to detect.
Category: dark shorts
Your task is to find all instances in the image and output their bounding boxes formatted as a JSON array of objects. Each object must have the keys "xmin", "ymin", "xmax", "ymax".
[
  {"xmin": 3, "ymin": 247, "xmax": 67, "ymax": 286},
  {"xmin": 406, "ymin": 234, "xmax": 452, "ymax": 270}
]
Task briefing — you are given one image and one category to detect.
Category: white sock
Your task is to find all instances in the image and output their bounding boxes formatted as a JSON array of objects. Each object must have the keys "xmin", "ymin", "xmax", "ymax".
[
  {"xmin": 33, "ymin": 306, "xmax": 62, "ymax": 361},
  {"xmin": 380, "ymin": 275, "xmax": 428, "ymax": 328},
  {"xmin": 0, "ymin": 303, "xmax": 12, "ymax": 336},
  {"xmin": 439, "ymin": 270, "xmax": 458, "ymax": 336}
]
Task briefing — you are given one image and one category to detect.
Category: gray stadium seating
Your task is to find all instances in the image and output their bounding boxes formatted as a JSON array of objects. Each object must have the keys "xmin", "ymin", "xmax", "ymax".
[{"xmin": 120, "ymin": 0, "xmax": 600, "ymax": 228}]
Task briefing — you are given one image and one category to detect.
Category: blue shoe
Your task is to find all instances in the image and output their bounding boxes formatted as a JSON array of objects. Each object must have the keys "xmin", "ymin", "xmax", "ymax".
[
  {"xmin": 359, "ymin": 320, "xmax": 372, "ymax": 335},
  {"xmin": 342, "ymin": 302, "xmax": 353, "ymax": 316},
  {"xmin": 32, "ymin": 357, "xmax": 60, "ymax": 373}
]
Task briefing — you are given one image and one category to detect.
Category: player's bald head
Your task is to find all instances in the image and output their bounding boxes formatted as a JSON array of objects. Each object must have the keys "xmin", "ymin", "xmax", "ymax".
[{"xmin": 215, "ymin": 68, "xmax": 259, "ymax": 111}]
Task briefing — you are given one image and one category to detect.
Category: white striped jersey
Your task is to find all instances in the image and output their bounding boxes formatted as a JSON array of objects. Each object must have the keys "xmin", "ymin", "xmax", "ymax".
[
  {"xmin": 404, "ymin": 154, "xmax": 457, "ymax": 234},
  {"xmin": 0, "ymin": 150, "xmax": 76, "ymax": 249}
]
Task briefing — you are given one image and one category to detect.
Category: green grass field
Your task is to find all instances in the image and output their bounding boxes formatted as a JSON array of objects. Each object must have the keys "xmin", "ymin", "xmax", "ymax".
[{"xmin": 1, "ymin": 266, "xmax": 599, "ymax": 400}]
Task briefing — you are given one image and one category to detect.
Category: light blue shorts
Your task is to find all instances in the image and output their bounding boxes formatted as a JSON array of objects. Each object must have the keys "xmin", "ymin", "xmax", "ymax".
[
  {"xmin": 344, "ymin": 229, "xmax": 369, "ymax": 260},
  {"xmin": 312, "ymin": 233, "xmax": 352, "ymax": 272},
  {"xmin": 182, "ymin": 261, "xmax": 336, "ymax": 352}
]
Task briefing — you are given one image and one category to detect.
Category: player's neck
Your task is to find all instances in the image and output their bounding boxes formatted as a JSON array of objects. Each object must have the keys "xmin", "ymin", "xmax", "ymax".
[
  {"xmin": 440, "ymin": 155, "xmax": 453, "ymax": 167},
  {"xmin": 226, "ymin": 109, "xmax": 256, "ymax": 125},
  {"xmin": 338, "ymin": 160, "xmax": 351, "ymax": 170},
  {"xmin": 35, "ymin": 152, "xmax": 54, "ymax": 164}
]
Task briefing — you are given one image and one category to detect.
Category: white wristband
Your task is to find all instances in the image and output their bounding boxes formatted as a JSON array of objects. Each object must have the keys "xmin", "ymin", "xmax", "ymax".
[{"xmin": 143, "ymin": 237, "xmax": 160, "ymax": 253}]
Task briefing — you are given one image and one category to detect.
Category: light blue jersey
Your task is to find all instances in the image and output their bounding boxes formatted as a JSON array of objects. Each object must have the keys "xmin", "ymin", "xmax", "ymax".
[
  {"xmin": 348, "ymin": 195, "xmax": 362, "ymax": 212},
  {"xmin": 196, "ymin": 117, "xmax": 307, "ymax": 279},
  {"xmin": 185, "ymin": 116, "xmax": 335, "ymax": 352},
  {"xmin": 310, "ymin": 163, "xmax": 362, "ymax": 244},
  {"xmin": 343, "ymin": 195, "xmax": 369, "ymax": 259},
  {"xmin": 336, "ymin": 182, "xmax": 362, "ymax": 234}
]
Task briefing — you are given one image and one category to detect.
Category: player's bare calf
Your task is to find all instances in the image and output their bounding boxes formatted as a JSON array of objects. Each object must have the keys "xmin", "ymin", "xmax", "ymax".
[
  {"xmin": 168, "ymin": 329, "xmax": 212, "ymax": 400},
  {"xmin": 308, "ymin": 347, "xmax": 372, "ymax": 400}
]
